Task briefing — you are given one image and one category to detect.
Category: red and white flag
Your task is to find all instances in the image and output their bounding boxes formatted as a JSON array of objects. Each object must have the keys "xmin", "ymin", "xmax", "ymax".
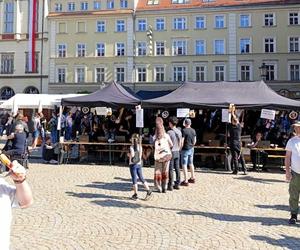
[{"xmin": 28, "ymin": 0, "xmax": 37, "ymax": 72}]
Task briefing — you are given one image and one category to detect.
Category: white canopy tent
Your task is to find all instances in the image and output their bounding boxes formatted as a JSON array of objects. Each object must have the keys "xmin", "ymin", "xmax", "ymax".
[{"xmin": 0, "ymin": 94, "xmax": 85, "ymax": 112}]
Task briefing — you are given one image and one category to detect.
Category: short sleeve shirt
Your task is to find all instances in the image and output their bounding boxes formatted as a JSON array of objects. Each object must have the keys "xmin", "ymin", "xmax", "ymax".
[
  {"xmin": 0, "ymin": 178, "xmax": 18, "ymax": 250},
  {"xmin": 286, "ymin": 136, "xmax": 300, "ymax": 174},
  {"xmin": 182, "ymin": 128, "xmax": 196, "ymax": 150}
]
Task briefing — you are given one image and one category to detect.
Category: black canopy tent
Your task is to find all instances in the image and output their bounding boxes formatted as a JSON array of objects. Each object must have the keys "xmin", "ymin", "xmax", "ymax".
[
  {"xmin": 61, "ymin": 82, "xmax": 141, "ymax": 107},
  {"xmin": 141, "ymin": 81, "xmax": 300, "ymax": 109}
]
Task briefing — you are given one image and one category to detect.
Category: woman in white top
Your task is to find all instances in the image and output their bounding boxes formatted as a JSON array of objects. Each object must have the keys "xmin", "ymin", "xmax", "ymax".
[
  {"xmin": 128, "ymin": 133, "xmax": 152, "ymax": 200},
  {"xmin": 154, "ymin": 117, "xmax": 173, "ymax": 193}
]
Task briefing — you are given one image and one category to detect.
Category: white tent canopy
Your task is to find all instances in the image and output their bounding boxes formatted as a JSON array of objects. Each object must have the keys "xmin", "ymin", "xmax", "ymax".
[{"xmin": 0, "ymin": 94, "xmax": 85, "ymax": 110}]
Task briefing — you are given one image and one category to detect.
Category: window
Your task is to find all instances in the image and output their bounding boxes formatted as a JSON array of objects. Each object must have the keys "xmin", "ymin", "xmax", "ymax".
[
  {"xmin": 215, "ymin": 15, "xmax": 225, "ymax": 28},
  {"xmin": 1, "ymin": 53, "xmax": 14, "ymax": 74},
  {"xmin": 173, "ymin": 66, "xmax": 187, "ymax": 82},
  {"xmin": 107, "ymin": 0, "xmax": 114, "ymax": 9},
  {"xmin": 264, "ymin": 13, "xmax": 275, "ymax": 26},
  {"xmin": 94, "ymin": 1, "xmax": 101, "ymax": 9},
  {"xmin": 77, "ymin": 44, "xmax": 86, "ymax": 57},
  {"xmin": 215, "ymin": 65, "xmax": 225, "ymax": 81},
  {"xmin": 264, "ymin": 38, "xmax": 275, "ymax": 53},
  {"xmin": 289, "ymin": 13, "xmax": 299, "ymax": 25},
  {"xmin": 214, "ymin": 40, "xmax": 225, "ymax": 54},
  {"xmin": 172, "ymin": 0, "xmax": 189, "ymax": 3},
  {"xmin": 137, "ymin": 42, "xmax": 147, "ymax": 56},
  {"xmin": 55, "ymin": 3, "xmax": 62, "ymax": 12},
  {"xmin": 57, "ymin": 68, "xmax": 66, "ymax": 83},
  {"xmin": 289, "ymin": 37, "xmax": 299, "ymax": 52},
  {"xmin": 172, "ymin": 40, "xmax": 187, "ymax": 55},
  {"xmin": 138, "ymin": 19, "xmax": 147, "ymax": 31},
  {"xmin": 240, "ymin": 38, "xmax": 251, "ymax": 53},
  {"xmin": 156, "ymin": 18, "xmax": 165, "ymax": 31},
  {"xmin": 240, "ymin": 14, "xmax": 250, "ymax": 27},
  {"xmin": 57, "ymin": 44, "xmax": 66, "ymax": 58},
  {"xmin": 155, "ymin": 66, "xmax": 165, "ymax": 81},
  {"xmin": 195, "ymin": 40, "xmax": 205, "ymax": 55},
  {"xmin": 80, "ymin": 2, "xmax": 88, "ymax": 10},
  {"xmin": 25, "ymin": 52, "xmax": 39, "ymax": 73},
  {"xmin": 116, "ymin": 67, "xmax": 125, "ymax": 82},
  {"xmin": 195, "ymin": 16, "xmax": 206, "ymax": 29},
  {"xmin": 156, "ymin": 41, "xmax": 165, "ymax": 56},
  {"xmin": 265, "ymin": 64, "xmax": 276, "ymax": 81},
  {"xmin": 116, "ymin": 43, "xmax": 125, "ymax": 56},
  {"xmin": 240, "ymin": 65, "xmax": 251, "ymax": 81},
  {"xmin": 95, "ymin": 67, "xmax": 105, "ymax": 82},
  {"xmin": 58, "ymin": 22, "xmax": 66, "ymax": 33},
  {"xmin": 290, "ymin": 64, "xmax": 300, "ymax": 81},
  {"xmin": 68, "ymin": 2, "xmax": 75, "ymax": 11},
  {"xmin": 116, "ymin": 20, "xmax": 125, "ymax": 32},
  {"xmin": 24, "ymin": 86, "xmax": 39, "ymax": 94},
  {"xmin": 76, "ymin": 67, "xmax": 85, "ymax": 83},
  {"xmin": 0, "ymin": 87, "xmax": 15, "ymax": 100},
  {"xmin": 77, "ymin": 21, "xmax": 86, "ymax": 33},
  {"xmin": 4, "ymin": 2, "xmax": 14, "ymax": 33},
  {"xmin": 96, "ymin": 21, "xmax": 106, "ymax": 32},
  {"xmin": 120, "ymin": 0, "xmax": 128, "ymax": 8},
  {"xmin": 96, "ymin": 43, "xmax": 105, "ymax": 56},
  {"xmin": 173, "ymin": 17, "xmax": 186, "ymax": 30},
  {"xmin": 147, "ymin": 0, "xmax": 159, "ymax": 4},
  {"xmin": 195, "ymin": 65, "xmax": 206, "ymax": 81},
  {"xmin": 137, "ymin": 67, "xmax": 147, "ymax": 82}
]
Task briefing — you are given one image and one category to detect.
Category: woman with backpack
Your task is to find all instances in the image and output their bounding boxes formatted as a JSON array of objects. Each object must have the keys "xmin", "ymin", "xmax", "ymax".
[
  {"xmin": 154, "ymin": 117, "xmax": 173, "ymax": 193},
  {"xmin": 128, "ymin": 133, "xmax": 152, "ymax": 201}
]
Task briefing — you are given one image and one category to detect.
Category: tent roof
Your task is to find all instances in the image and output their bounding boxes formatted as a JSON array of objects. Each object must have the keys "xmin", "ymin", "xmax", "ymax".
[
  {"xmin": 0, "ymin": 94, "xmax": 84, "ymax": 110},
  {"xmin": 142, "ymin": 81, "xmax": 300, "ymax": 109},
  {"xmin": 61, "ymin": 82, "xmax": 141, "ymax": 107},
  {"xmin": 136, "ymin": 90, "xmax": 171, "ymax": 100}
]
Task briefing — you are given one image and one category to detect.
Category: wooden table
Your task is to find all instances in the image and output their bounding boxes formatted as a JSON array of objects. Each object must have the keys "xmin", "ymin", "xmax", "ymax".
[{"xmin": 250, "ymin": 147, "xmax": 286, "ymax": 170}]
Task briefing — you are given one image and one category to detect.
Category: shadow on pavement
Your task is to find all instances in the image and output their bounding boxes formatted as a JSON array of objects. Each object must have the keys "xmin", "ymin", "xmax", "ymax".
[
  {"xmin": 91, "ymin": 199, "xmax": 142, "ymax": 209},
  {"xmin": 66, "ymin": 191, "xmax": 130, "ymax": 201},
  {"xmin": 233, "ymin": 175, "xmax": 286, "ymax": 184},
  {"xmin": 255, "ymin": 204, "xmax": 289, "ymax": 212},
  {"xmin": 114, "ymin": 176, "xmax": 154, "ymax": 184},
  {"xmin": 250, "ymin": 234, "xmax": 300, "ymax": 250},
  {"xmin": 77, "ymin": 181, "xmax": 133, "ymax": 192}
]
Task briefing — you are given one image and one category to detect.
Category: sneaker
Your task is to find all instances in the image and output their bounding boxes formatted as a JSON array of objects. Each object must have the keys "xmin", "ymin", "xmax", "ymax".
[
  {"xmin": 173, "ymin": 184, "xmax": 180, "ymax": 190},
  {"xmin": 144, "ymin": 190, "xmax": 152, "ymax": 201},
  {"xmin": 131, "ymin": 193, "xmax": 138, "ymax": 200},
  {"xmin": 188, "ymin": 178, "xmax": 195, "ymax": 184},
  {"xmin": 167, "ymin": 185, "xmax": 173, "ymax": 191},
  {"xmin": 289, "ymin": 214, "xmax": 297, "ymax": 225},
  {"xmin": 180, "ymin": 181, "xmax": 189, "ymax": 186}
]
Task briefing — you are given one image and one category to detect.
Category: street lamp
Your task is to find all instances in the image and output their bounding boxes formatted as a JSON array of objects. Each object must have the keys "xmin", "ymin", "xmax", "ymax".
[{"xmin": 259, "ymin": 62, "xmax": 267, "ymax": 81}]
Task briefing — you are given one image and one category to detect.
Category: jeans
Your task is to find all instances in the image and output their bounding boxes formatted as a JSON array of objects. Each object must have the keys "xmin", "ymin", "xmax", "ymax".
[
  {"xmin": 130, "ymin": 164, "xmax": 145, "ymax": 185},
  {"xmin": 181, "ymin": 148, "xmax": 194, "ymax": 166},
  {"xmin": 168, "ymin": 151, "xmax": 180, "ymax": 187},
  {"xmin": 51, "ymin": 130, "xmax": 58, "ymax": 144},
  {"xmin": 65, "ymin": 126, "xmax": 72, "ymax": 140}
]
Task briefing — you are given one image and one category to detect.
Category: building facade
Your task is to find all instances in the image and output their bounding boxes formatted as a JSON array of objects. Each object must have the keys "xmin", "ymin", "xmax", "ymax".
[
  {"xmin": 0, "ymin": 0, "xmax": 49, "ymax": 100},
  {"xmin": 48, "ymin": 0, "xmax": 300, "ymax": 96}
]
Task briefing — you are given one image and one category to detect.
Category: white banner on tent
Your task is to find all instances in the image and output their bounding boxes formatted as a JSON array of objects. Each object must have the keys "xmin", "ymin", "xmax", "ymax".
[
  {"xmin": 136, "ymin": 109, "xmax": 144, "ymax": 128},
  {"xmin": 222, "ymin": 109, "xmax": 231, "ymax": 123},
  {"xmin": 177, "ymin": 108, "xmax": 190, "ymax": 118},
  {"xmin": 260, "ymin": 109, "xmax": 276, "ymax": 120}
]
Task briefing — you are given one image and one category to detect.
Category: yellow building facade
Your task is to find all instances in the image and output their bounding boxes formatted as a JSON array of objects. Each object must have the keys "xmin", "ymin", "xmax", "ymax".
[{"xmin": 48, "ymin": 0, "xmax": 300, "ymax": 95}]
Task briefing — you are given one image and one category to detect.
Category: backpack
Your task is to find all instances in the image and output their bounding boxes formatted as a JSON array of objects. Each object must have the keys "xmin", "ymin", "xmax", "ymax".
[{"xmin": 131, "ymin": 145, "xmax": 140, "ymax": 164}]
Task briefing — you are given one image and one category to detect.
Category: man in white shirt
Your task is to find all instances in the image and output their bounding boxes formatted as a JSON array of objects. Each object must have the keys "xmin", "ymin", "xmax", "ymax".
[
  {"xmin": 0, "ymin": 164, "xmax": 33, "ymax": 249},
  {"xmin": 285, "ymin": 121, "xmax": 300, "ymax": 224}
]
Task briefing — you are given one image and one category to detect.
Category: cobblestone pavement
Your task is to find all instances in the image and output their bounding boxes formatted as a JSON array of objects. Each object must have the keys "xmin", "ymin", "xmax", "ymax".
[{"xmin": 8, "ymin": 164, "xmax": 300, "ymax": 250}]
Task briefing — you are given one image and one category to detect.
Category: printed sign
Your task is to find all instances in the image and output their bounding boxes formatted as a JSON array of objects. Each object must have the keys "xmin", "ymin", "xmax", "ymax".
[
  {"xmin": 222, "ymin": 109, "xmax": 231, "ymax": 123},
  {"xmin": 136, "ymin": 108, "xmax": 144, "ymax": 128},
  {"xmin": 95, "ymin": 107, "xmax": 108, "ymax": 116},
  {"xmin": 177, "ymin": 108, "xmax": 190, "ymax": 118},
  {"xmin": 260, "ymin": 109, "xmax": 276, "ymax": 120}
]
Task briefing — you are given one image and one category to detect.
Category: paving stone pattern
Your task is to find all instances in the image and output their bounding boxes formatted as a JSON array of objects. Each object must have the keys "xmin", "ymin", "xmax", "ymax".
[{"xmin": 9, "ymin": 164, "xmax": 300, "ymax": 250}]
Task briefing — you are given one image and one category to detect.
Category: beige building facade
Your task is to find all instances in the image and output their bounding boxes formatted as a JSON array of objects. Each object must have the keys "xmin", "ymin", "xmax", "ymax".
[
  {"xmin": 48, "ymin": 0, "xmax": 300, "ymax": 96},
  {"xmin": 0, "ymin": 0, "xmax": 49, "ymax": 100}
]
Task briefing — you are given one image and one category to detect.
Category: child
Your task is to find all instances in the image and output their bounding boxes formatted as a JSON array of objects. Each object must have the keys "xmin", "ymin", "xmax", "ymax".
[{"xmin": 129, "ymin": 133, "xmax": 152, "ymax": 200}]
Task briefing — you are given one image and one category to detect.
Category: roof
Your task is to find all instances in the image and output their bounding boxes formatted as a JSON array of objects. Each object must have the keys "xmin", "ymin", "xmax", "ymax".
[
  {"xmin": 137, "ymin": 0, "xmax": 299, "ymax": 11},
  {"xmin": 61, "ymin": 82, "xmax": 141, "ymax": 107},
  {"xmin": 142, "ymin": 81, "xmax": 300, "ymax": 109}
]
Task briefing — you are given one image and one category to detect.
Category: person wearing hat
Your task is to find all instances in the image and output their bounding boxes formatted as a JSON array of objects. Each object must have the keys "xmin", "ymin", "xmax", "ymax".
[
  {"xmin": 285, "ymin": 121, "xmax": 300, "ymax": 224},
  {"xmin": 180, "ymin": 118, "xmax": 196, "ymax": 186}
]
